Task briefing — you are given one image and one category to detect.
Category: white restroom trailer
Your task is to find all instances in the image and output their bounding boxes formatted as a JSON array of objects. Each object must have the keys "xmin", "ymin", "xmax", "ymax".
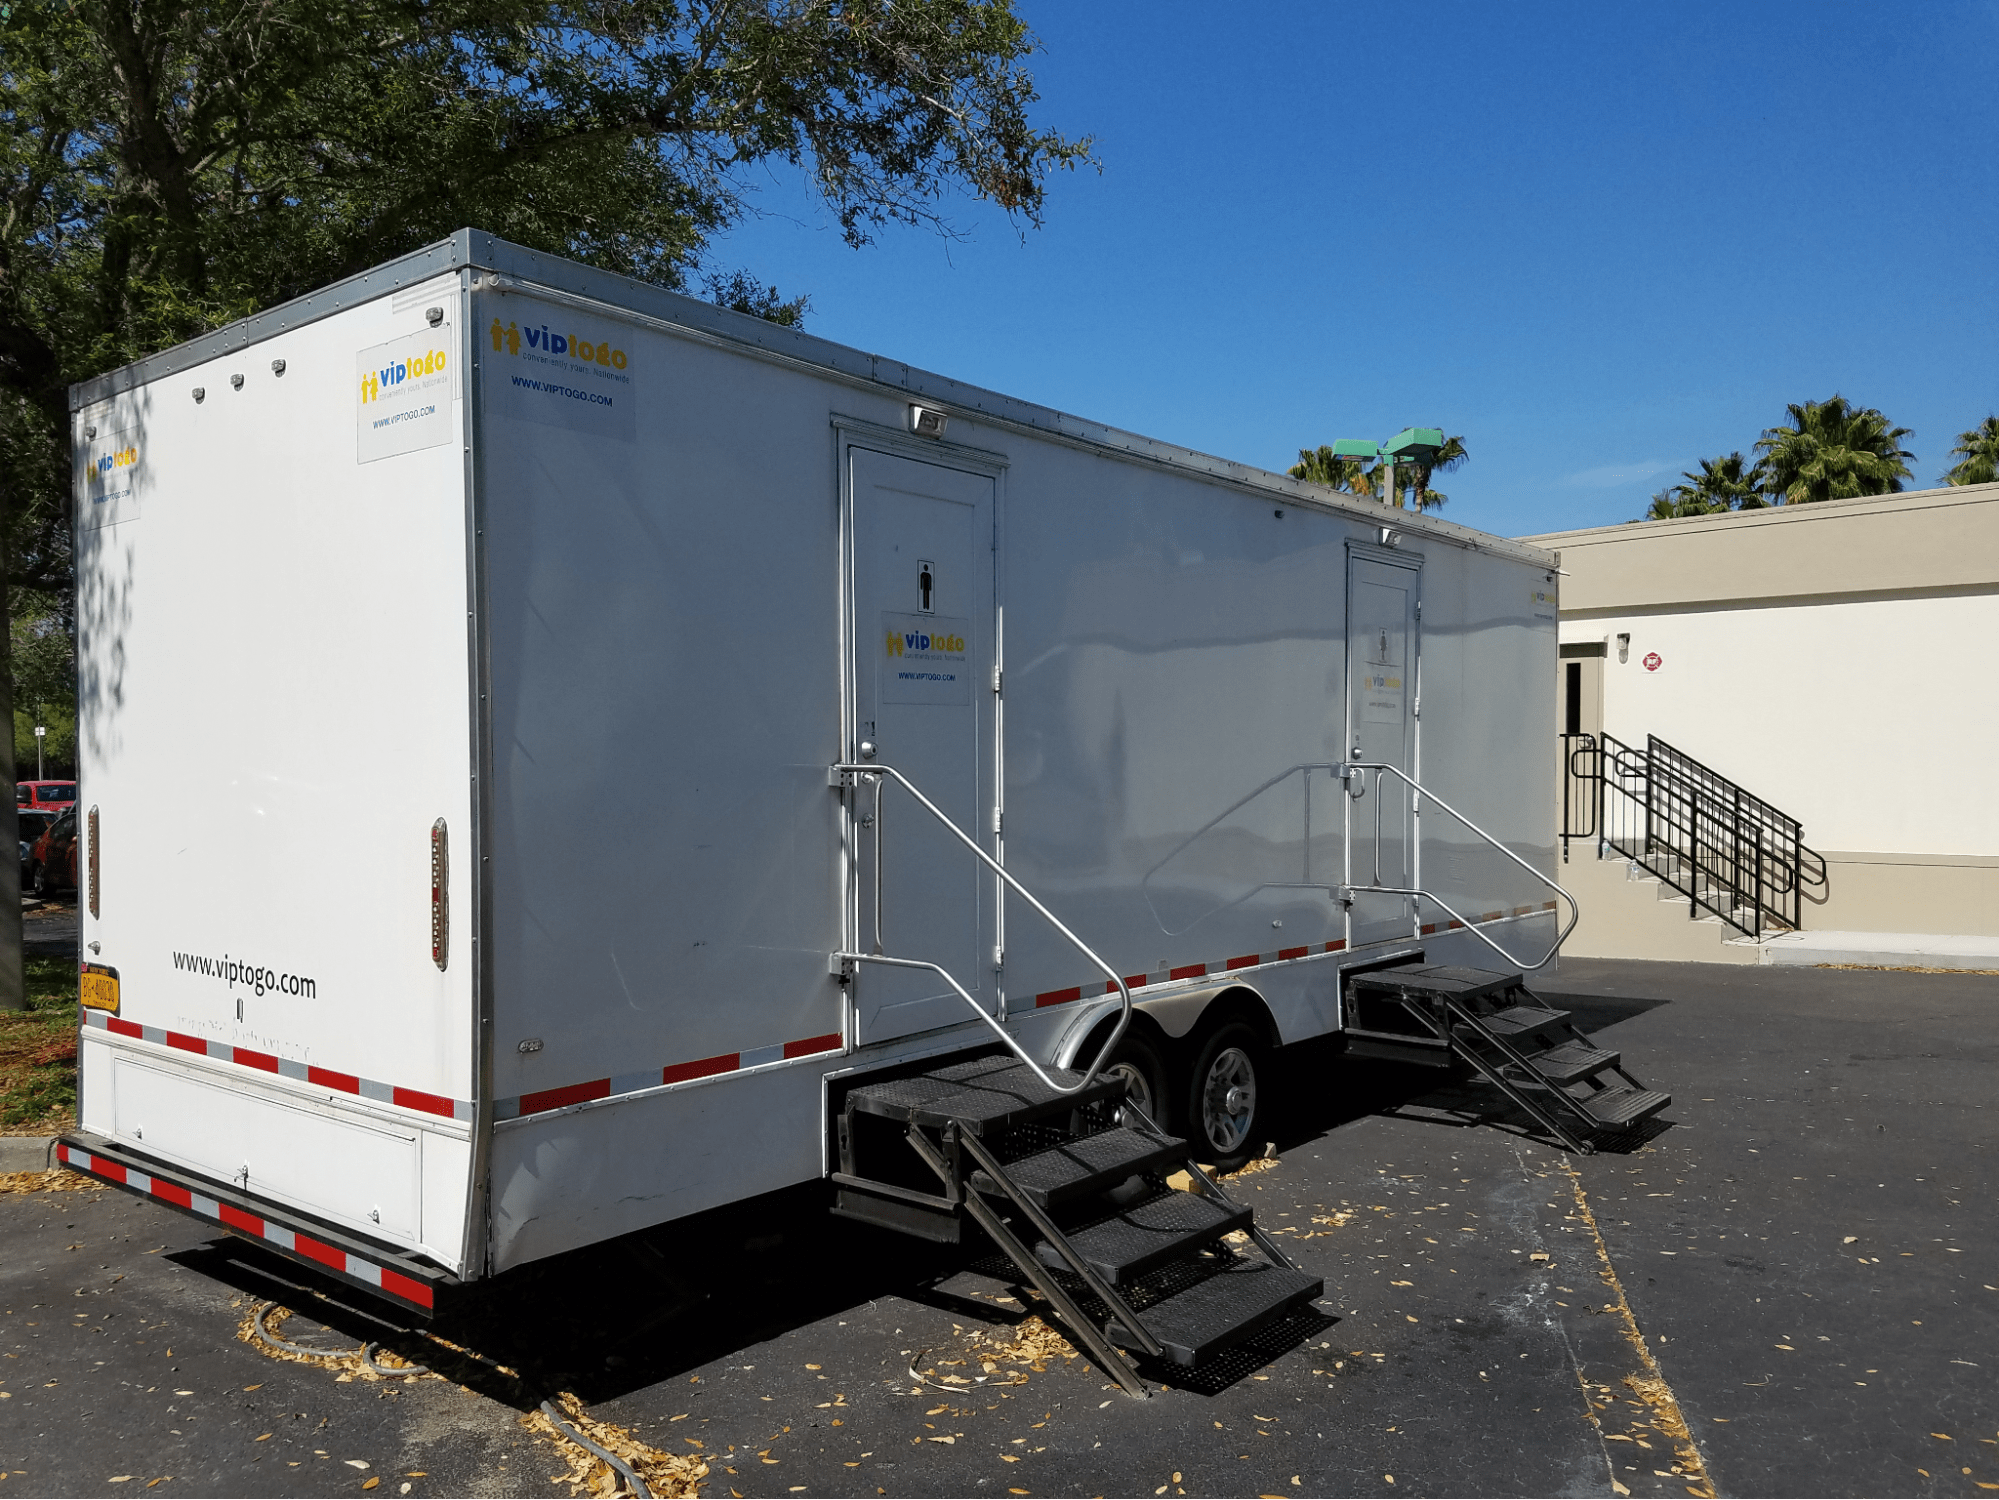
[{"xmin": 61, "ymin": 232, "xmax": 1566, "ymax": 1312}]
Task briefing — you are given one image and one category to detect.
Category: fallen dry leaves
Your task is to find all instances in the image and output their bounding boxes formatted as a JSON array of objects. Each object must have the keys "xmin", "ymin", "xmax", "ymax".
[
  {"xmin": 0, "ymin": 1166, "xmax": 95, "ymax": 1195},
  {"xmin": 527, "ymin": 1393, "xmax": 708, "ymax": 1499}
]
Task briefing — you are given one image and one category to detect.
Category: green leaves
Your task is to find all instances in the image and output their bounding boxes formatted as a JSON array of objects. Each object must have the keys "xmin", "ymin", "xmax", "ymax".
[
  {"xmin": 0, "ymin": 0, "xmax": 1088, "ymax": 594},
  {"xmin": 1752, "ymin": 395, "xmax": 1914, "ymax": 506},
  {"xmin": 1943, "ymin": 416, "xmax": 1999, "ymax": 487}
]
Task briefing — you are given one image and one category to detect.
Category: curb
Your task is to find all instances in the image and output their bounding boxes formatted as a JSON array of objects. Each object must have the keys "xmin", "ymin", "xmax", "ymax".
[{"xmin": 0, "ymin": 1136, "xmax": 59, "ymax": 1173}]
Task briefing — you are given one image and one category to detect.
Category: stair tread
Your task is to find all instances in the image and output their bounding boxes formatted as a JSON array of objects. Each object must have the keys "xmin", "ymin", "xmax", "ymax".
[
  {"xmin": 1341, "ymin": 1025, "xmax": 1449, "ymax": 1046},
  {"xmin": 846, "ymin": 1056, "xmax": 1120, "ymax": 1133},
  {"xmin": 1480, "ymin": 1005, "xmax": 1570, "ymax": 1036},
  {"xmin": 972, "ymin": 1127, "xmax": 1186, "ymax": 1208},
  {"xmin": 1111, "ymin": 1260, "xmax": 1323, "ymax": 1367},
  {"xmin": 1350, "ymin": 964, "xmax": 1521, "ymax": 1003},
  {"xmin": 1519, "ymin": 1039, "xmax": 1620, "ymax": 1084},
  {"xmin": 1582, "ymin": 1086, "xmax": 1671, "ymax": 1126},
  {"xmin": 1036, "ymin": 1190, "xmax": 1248, "ymax": 1284}
]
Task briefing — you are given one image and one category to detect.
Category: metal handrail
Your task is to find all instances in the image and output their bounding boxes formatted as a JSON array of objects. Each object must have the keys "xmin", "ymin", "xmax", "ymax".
[
  {"xmin": 1574, "ymin": 730, "xmax": 1821, "ymax": 937},
  {"xmin": 832, "ymin": 762, "xmax": 1133, "ymax": 1096},
  {"xmin": 1344, "ymin": 760, "xmax": 1581, "ymax": 971},
  {"xmin": 1139, "ymin": 759, "xmax": 1578, "ymax": 971}
]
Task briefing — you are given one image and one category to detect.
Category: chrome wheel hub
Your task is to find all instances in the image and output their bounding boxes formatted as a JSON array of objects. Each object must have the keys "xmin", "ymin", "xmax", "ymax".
[{"xmin": 1199, "ymin": 1046, "xmax": 1256, "ymax": 1154}]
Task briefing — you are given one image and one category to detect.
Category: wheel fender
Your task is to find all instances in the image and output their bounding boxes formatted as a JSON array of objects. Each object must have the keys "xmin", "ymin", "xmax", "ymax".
[{"xmin": 1053, "ymin": 982, "xmax": 1277, "ymax": 1070}]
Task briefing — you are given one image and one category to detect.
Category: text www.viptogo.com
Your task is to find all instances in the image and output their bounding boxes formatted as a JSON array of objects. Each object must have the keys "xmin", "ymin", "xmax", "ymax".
[{"xmin": 171, "ymin": 950, "xmax": 316, "ymax": 998}]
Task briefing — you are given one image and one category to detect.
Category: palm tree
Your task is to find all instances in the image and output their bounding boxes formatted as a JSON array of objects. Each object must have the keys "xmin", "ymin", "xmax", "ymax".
[
  {"xmin": 1944, "ymin": 416, "xmax": 1999, "ymax": 486},
  {"xmin": 1290, "ymin": 433, "xmax": 1467, "ymax": 511},
  {"xmin": 1639, "ymin": 452, "xmax": 1766, "ymax": 520},
  {"xmin": 1288, "ymin": 446, "xmax": 1372, "ymax": 494},
  {"xmin": 1753, "ymin": 395, "xmax": 1914, "ymax": 505},
  {"xmin": 1399, "ymin": 434, "xmax": 1467, "ymax": 513}
]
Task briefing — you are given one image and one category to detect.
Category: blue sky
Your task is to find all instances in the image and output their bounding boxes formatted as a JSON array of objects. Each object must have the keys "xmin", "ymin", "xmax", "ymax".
[{"xmin": 718, "ymin": 1, "xmax": 1999, "ymax": 539}]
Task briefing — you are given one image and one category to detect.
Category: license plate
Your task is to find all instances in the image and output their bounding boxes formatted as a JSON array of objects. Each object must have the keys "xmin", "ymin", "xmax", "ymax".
[{"xmin": 80, "ymin": 964, "xmax": 121, "ymax": 1015}]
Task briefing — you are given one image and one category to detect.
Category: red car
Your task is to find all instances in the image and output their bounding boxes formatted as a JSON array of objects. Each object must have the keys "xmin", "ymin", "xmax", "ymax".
[
  {"xmin": 17, "ymin": 780, "xmax": 76, "ymax": 811},
  {"xmin": 27, "ymin": 805, "xmax": 78, "ymax": 897}
]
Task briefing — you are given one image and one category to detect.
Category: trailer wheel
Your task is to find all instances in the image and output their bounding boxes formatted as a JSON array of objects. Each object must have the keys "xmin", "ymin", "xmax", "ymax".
[
  {"xmin": 1185, "ymin": 1021, "xmax": 1268, "ymax": 1172},
  {"xmin": 1096, "ymin": 1030, "xmax": 1171, "ymax": 1133}
]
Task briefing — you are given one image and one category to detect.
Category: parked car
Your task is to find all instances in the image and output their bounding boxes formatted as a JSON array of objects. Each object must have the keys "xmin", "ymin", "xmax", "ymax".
[
  {"xmin": 27, "ymin": 806, "xmax": 77, "ymax": 897},
  {"xmin": 17, "ymin": 780, "xmax": 76, "ymax": 811},
  {"xmin": 17, "ymin": 808, "xmax": 58, "ymax": 878}
]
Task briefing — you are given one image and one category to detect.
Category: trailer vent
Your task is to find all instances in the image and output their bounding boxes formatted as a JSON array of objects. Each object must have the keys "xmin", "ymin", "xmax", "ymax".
[
  {"xmin": 430, "ymin": 819, "xmax": 449, "ymax": 970},
  {"xmin": 87, "ymin": 806, "xmax": 100, "ymax": 919}
]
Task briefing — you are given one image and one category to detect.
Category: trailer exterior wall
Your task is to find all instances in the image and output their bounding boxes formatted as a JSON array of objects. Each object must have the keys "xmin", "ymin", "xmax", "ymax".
[
  {"xmin": 470, "ymin": 258, "xmax": 1561, "ymax": 1272},
  {"xmin": 72, "ymin": 271, "xmax": 482, "ymax": 1274}
]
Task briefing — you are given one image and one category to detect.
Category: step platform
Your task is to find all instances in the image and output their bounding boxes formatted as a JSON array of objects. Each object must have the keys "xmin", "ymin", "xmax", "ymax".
[
  {"xmin": 1034, "ymin": 1188, "xmax": 1248, "ymax": 1284},
  {"xmin": 846, "ymin": 1055, "xmax": 1121, "ymax": 1135},
  {"xmin": 970, "ymin": 1126, "xmax": 1187, "ymax": 1209},
  {"xmin": 1108, "ymin": 1260, "xmax": 1324, "ymax": 1367}
]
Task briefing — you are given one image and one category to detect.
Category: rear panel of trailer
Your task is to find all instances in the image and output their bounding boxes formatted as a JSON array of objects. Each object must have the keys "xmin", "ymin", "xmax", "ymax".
[{"xmin": 71, "ymin": 270, "xmax": 482, "ymax": 1275}]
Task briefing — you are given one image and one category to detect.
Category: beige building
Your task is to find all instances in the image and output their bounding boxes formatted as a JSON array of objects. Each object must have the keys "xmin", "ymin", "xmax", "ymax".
[{"xmin": 1525, "ymin": 480, "xmax": 1999, "ymax": 965}]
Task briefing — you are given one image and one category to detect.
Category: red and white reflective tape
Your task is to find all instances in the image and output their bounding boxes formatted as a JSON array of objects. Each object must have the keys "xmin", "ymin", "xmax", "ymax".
[
  {"xmin": 1032, "ymin": 901, "xmax": 1561, "ymax": 1009},
  {"xmin": 82, "ymin": 1010, "xmax": 470, "ymax": 1122},
  {"xmin": 1033, "ymin": 939, "xmax": 1350, "ymax": 1009},
  {"xmin": 493, "ymin": 1031, "xmax": 844, "ymax": 1123},
  {"xmin": 55, "ymin": 1144, "xmax": 435, "ymax": 1311}
]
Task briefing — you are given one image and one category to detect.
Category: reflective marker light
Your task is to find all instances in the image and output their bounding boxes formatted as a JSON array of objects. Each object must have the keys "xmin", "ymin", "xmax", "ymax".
[{"xmin": 430, "ymin": 819, "xmax": 449, "ymax": 970}]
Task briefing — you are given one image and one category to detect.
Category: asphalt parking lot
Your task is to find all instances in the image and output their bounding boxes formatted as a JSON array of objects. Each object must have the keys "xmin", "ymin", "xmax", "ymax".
[{"xmin": 4, "ymin": 957, "xmax": 1994, "ymax": 1498}]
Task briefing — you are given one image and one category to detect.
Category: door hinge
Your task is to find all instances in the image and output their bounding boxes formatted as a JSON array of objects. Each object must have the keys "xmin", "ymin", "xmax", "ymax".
[
  {"xmin": 992, "ymin": 665, "xmax": 1003, "ymax": 694},
  {"xmin": 992, "ymin": 807, "xmax": 1003, "ymax": 836}
]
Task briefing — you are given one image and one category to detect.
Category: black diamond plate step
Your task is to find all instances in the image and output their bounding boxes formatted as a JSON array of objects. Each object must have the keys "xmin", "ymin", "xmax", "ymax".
[
  {"xmin": 1480, "ymin": 1004, "xmax": 1571, "ymax": 1038},
  {"xmin": 1581, "ymin": 1086, "xmax": 1672, "ymax": 1127},
  {"xmin": 971, "ymin": 1127, "xmax": 1187, "ymax": 1209},
  {"xmin": 1516, "ymin": 1039, "xmax": 1619, "ymax": 1084},
  {"xmin": 846, "ymin": 1056, "xmax": 1121, "ymax": 1135},
  {"xmin": 1034, "ymin": 1189, "xmax": 1247, "ymax": 1284},
  {"xmin": 1108, "ymin": 1260, "xmax": 1324, "ymax": 1367}
]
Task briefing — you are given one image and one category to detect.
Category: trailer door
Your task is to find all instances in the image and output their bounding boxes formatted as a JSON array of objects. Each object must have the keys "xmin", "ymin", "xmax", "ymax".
[
  {"xmin": 846, "ymin": 445, "xmax": 998, "ymax": 1043},
  {"xmin": 1346, "ymin": 550, "xmax": 1421, "ymax": 947}
]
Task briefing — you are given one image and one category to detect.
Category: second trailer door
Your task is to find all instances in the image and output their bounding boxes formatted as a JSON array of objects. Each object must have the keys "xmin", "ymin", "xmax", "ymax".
[
  {"xmin": 1346, "ymin": 550, "xmax": 1422, "ymax": 948},
  {"xmin": 846, "ymin": 445, "xmax": 998, "ymax": 1044}
]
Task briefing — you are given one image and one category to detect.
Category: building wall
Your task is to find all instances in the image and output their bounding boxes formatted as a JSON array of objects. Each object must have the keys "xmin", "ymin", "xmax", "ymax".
[{"xmin": 1529, "ymin": 482, "xmax": 1999, "ymax": 938}]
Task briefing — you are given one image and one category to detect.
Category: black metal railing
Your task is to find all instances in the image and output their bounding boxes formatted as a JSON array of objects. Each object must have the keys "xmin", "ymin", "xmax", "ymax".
[{"xmin": 1562, "ymin": 731, "xmax": 1826, "ymax": 939}]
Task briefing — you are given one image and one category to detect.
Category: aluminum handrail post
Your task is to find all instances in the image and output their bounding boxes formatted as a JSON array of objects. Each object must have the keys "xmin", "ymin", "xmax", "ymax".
[{"xmin": 834, "ymin": 762, "xmax": 1133, "ymax": 1089}]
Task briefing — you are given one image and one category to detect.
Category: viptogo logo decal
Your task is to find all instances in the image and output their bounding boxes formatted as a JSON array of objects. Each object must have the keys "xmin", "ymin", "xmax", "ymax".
[
  {"xmin": 89, "ymin": 442, "xmax": 139, "ymax": 490},
  {"xmin": 81, "ymin": 428, "xmax": 141, "ymax": 522},
  {"xmin": 886, "ymin": 626, "xmax": 965, "ymax": 658},
  {"xmin": 490, "ymin": 319, "xmax": 628, "ymax": 371},
  {"xmin": 357, "ymin": 324, "xmax": 454, "ymax": 464},
  {"xmin": 360, "ymin": 344, "xmax": 447, "ymax": 404}
]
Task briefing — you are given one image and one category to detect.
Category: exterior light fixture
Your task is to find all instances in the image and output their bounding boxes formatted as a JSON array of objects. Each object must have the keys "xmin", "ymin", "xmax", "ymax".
[{"xmin": 909, "ymin": 404, "xmax": 948, "ymax": 439}]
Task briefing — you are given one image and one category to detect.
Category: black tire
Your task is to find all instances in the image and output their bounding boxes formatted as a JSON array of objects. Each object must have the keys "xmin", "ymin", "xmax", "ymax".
[
  {"xmin": 1185, "ymin": 1021, "xmax": 1270, "ymax": 1172},
  {"xmin": 1094, "ymin": 1028, "xmax": 1172, "ymax": 1134}
]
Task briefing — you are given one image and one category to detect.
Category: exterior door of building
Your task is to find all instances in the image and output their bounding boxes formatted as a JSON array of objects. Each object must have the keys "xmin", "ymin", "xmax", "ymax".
[
  {"xmin": 845, "ymin": 444, "xmax": 997, "ymax": 1044},
  {"xmin": 1346, "ymin": 549, "xmax": 1422, "ymax": 948}
]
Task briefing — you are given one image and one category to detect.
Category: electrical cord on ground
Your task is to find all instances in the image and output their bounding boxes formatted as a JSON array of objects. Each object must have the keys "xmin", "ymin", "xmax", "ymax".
[
  {"xmin": 360, "ymin": 1341, "xmax": 429, "ymax": 1377},
  {"xmin": 539, "ymin": 1401, "xmax": 654, "ymax": 1499},
  {"xmin": 252, "ymin": 1301, "xmax": 358, "ymax": 1358},
  {"xmin": 250, "ymin": 1301, "xmax": 647, "ymax": 1496}
]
